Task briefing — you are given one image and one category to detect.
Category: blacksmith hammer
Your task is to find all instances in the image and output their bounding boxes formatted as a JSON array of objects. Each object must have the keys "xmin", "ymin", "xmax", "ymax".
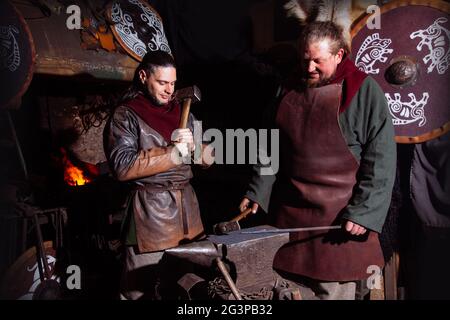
[
  {"xmin": 213, "ymin": 207, "xmax": 253, "ymax": 235},
  {"xmin": 175, "ymin": 85, "xmax": 201, "ymax": 128}
]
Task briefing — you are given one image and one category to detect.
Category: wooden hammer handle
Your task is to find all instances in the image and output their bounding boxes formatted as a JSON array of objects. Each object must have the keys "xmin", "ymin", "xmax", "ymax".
[
  {"xmin": 231, "ymin": 207, "xmax": 253, "ymax": 222},
  {"xmin": 215, "ymin": 257, "xmax": 243, "ymax": 300},
  {"xmin": 179, "ymin": 98, "xmax": 192, "ymax": 128}
]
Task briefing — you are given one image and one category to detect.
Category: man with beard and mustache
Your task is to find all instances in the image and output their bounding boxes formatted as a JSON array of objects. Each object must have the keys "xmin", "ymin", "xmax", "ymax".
[
  {"xmin": 240, "ymin": 21, "xmax": 396, "ymax": 299},
  {"xmin": 104, "ymin": 51, "xmax": 208, "ymax": 300}
]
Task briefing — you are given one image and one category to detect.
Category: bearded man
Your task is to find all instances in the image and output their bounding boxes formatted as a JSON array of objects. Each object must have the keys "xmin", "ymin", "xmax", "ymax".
[{"xmin": 240, "ymin": 21, "xmax": 396, "ymax": 299}]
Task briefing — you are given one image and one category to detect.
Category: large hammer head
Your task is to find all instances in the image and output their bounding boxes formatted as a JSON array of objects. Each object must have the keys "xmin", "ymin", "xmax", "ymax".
[{"xmin": 175, "ymin": 85, "xmax": 201, "ymax": 103}]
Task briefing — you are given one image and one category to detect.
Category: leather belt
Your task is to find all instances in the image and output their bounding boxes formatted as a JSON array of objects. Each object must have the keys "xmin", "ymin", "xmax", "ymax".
[{"xmin": 133, "ymin": 181, "xmax": 188, "ymax": 192}]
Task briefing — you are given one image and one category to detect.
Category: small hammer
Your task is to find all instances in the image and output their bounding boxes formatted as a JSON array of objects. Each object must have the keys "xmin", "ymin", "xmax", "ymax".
[
  {"xmin": 175, "ymin": 85, "xmax": 201, "ymax": 128},
  {"xmin": 213, "ymin": 207, "xmax": 254, "ymax": 235}
]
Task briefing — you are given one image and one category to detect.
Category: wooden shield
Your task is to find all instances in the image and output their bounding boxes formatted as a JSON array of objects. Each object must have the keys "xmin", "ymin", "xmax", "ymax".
[
  {"xmin": 0, "ymin": 1, "xmax": 36, "ymax": 109},
  {"xmin": 351, "ymin": 0, "xmax": 450, "ymax": 143},
  {"xmin": 0, "ymin": 241, "xmax": 59, "ymax": 300},
  {"xmin": 107, "ymin": 0, "xmax": 171, "ymax": 62}
]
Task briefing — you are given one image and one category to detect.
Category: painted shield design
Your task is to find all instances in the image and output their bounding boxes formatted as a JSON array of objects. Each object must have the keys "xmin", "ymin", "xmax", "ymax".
[
  {"xmin": 107, "ymin": 0, "xmax": 172, "ymax": 62},
  {"xmin": 351, "ymin": 1, "xmax": 450, "ymax": 143},
  {"xmin": 0, "ymin": 1, "xmax": 35, "ymax": 109},
  {"xmin": 0, "ymin": 241, "xmax": 60, "ymax": 300}
]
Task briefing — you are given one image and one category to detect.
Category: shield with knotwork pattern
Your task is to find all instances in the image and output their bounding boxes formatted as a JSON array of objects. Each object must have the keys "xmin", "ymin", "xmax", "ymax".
[{"xmin": 107, "ymin": 0, "xmax": 172, "ymax": 62}]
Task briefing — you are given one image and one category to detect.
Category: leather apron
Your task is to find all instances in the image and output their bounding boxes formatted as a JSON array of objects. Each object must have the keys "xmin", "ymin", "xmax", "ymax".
[
  {"xmin": 272, "ymin": 84, "xmax": 384, "ymax": 281},
  {"xmin": 132, "ymin": 178, "xmax": 204, "ymax": 253}
]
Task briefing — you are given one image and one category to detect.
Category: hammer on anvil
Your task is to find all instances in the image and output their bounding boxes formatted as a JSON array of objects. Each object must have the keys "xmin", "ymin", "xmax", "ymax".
[
  {"xmin": 174, "ymin": 85, "xmax": 201, "ymax": 128},
  {"xmin": 165, "ymin": 240, "xmax": 243, "ymax": 300},
  {"xmin": 213, "ymin": 207, "xmax": 254, "ymax": 235}
]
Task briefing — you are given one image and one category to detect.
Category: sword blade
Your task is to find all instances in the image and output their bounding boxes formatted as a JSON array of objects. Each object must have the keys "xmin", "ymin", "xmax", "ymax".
[{"xmin": 240, "ymin": 225, "xmax": 341, "ymax": 234}]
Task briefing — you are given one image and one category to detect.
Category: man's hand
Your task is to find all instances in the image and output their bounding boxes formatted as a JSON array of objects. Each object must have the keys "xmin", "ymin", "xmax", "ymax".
[
  {"xmin": 239, "ymin": 197, "xmax": 259, "ymax": 214},
  {"xmin": 171, "ymin": 128, "xmax": 195, "ymax": 157},
  {"xmin": 344, "ymin": 220, "xmax": 367, "ymax": 236}
]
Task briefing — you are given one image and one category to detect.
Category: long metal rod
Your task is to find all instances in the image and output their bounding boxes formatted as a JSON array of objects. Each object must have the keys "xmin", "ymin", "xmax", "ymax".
[
  {"xmin": 240, "ymin": 225, "xmax": 341, "ymax": 234},
  {"xmin": 33, "ymin": 214, "xmax": 51, "ymax": 280}
]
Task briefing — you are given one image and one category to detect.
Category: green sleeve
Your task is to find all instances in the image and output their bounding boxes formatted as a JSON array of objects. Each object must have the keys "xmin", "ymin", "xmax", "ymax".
[
  {"xmin": 245, "ymin": 91, "xmax": 281, "ymax": 213},
  {"xmin": 245, "ymin": 165, "xmax": 277, "ymax": 213},
  {"xmin": 339, "ymin": 77, "xmax": 397, "ymax": 233}
]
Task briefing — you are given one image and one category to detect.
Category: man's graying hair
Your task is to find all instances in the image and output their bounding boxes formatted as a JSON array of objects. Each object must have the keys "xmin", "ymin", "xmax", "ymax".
[
  {"xmin": 300, "ymin": 21, "xmax": 349, "ymax": 55},
  {"xmin": 121, "ymin": 50, "xmax": 176, "ymax": 103}
]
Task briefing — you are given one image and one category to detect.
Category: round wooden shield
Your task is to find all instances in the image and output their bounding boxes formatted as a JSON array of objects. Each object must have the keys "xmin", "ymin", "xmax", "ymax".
[
  {"xmin": 0, "ymin": 1, "xmax": 35, "ymax": 109},
  {"xmin": 351, "ymin": 1, "xmax": 450, "ymax": 143},
  {"xmin": 107, "ymin": 0, "xmax": 172, "ymax": 62},
  {"xmin": 0, "ymin": 241, "xmax": 60, "ymax": 300}
]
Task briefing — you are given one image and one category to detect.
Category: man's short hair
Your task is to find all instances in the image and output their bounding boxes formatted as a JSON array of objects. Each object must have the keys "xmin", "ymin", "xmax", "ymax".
[
  {"xmin": 137, "ymin": 50, "xmax": 176, "ymax": 76},
  {"xmin": 300, "ymin": 21, "xmax": 349, "ymax": 55}
]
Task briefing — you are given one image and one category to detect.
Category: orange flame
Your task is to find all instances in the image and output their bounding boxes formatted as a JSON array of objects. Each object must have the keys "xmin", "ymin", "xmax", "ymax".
[
  {"xmin": 60, "ymin": 148, "xmax": 91, "ymax": 186},
  {"xmin": 64, "ymin": 162, "xmax": 91, "ymax": 186}
]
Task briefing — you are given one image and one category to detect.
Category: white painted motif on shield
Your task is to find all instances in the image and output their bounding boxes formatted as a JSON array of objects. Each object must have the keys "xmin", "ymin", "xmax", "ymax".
[
  {"xmin": 355, "ymin": 33, "xmax": 393, "ymax": 74},
  {"xmin": 410, "ymin": 17, "xmax": 450, "ymax": 75},
  {"xmin": 385, "ymin": 92, "xmax": 429, "ymax": 127},
  {"xmin": 0, "ymin": 25, "xmax": 20, "ymax": 72}
]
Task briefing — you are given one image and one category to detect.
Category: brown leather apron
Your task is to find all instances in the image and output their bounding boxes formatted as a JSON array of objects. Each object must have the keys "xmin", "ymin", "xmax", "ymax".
[
  {"xmin": 272, "ymin": 84, "xmax": 384, "ymax": 281},
  {"xmin": 132, "ymin": 178, "xmax": 204, "ymax": 253}
]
